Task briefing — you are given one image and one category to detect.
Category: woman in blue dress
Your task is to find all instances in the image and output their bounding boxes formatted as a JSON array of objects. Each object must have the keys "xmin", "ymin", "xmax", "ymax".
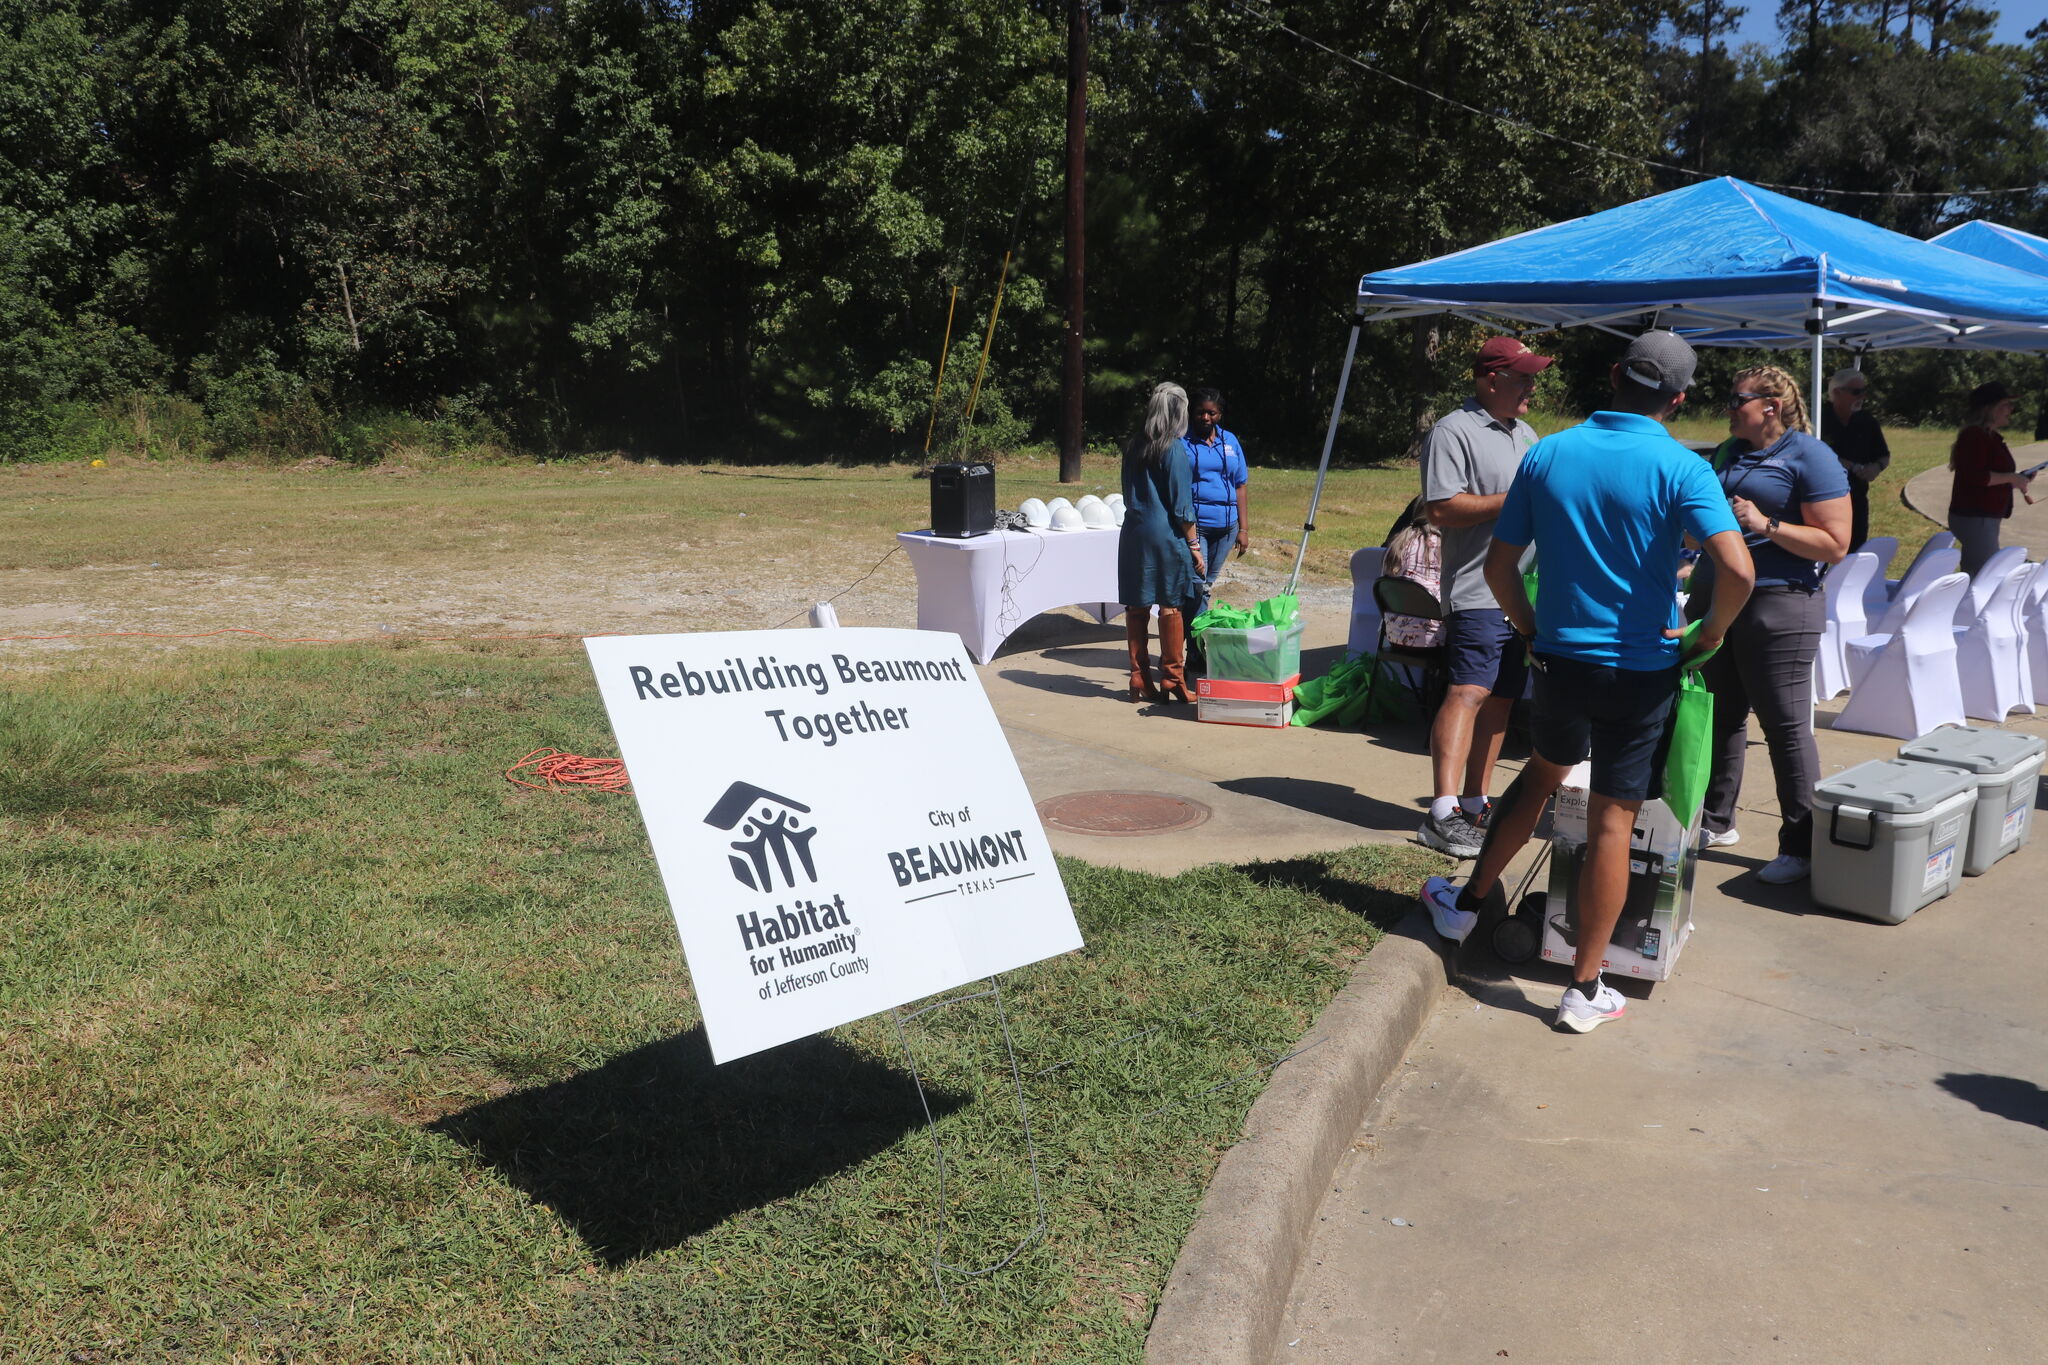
[{"xmin": 1119, "ymin": 382, "xmax": 1205, "ymax": 702}]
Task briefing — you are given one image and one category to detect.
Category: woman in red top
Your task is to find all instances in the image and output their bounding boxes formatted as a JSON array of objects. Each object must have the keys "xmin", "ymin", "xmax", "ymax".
[{"xmin": 1948, "ymin": 381, "xmax": 2034, "ymax": 575}]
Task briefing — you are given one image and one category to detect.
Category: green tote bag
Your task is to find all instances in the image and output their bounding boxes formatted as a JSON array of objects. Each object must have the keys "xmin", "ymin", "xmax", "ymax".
[{"xmin": 1660, "ymin": 621, "xmax": 1719, "ymax": 829}]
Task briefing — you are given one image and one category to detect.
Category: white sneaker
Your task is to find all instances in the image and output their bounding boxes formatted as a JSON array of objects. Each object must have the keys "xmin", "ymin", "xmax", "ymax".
[
  {"xmin": 1756, "ymin": 854, "xmax": 1811, "ymax": 885},
  {"xmin": 1420, "ymin": 876, "xmax": 1477, "ymax": 943},
  {"xmin": 1555, "ymin": 980, "xmax": 1627, "ymax": 1033},
  {"xmin": 1704, "ymin": 827, "xmax": 1741, "ymax": 848}
]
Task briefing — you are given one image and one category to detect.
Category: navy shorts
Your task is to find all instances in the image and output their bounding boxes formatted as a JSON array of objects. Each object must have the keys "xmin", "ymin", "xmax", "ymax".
[
  {"xmin": 1529, "ymin": 654, "xmax": 1679, "ymax": 802},
  {"xmin": 1442, "ymin": 609, "xmax": 1529, "ymax": 698}
]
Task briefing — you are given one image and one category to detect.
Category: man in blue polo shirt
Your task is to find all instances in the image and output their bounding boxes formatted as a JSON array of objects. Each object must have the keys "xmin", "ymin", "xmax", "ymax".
[{"xmin": 1421, "ymin": 331, "xmax": 1755, "ymax": 1034}]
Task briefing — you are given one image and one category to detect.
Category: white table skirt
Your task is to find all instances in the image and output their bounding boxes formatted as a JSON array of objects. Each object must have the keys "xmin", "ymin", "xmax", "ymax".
[{"xmin": 896, "ymin": 527, "xmax": 1125, "ymax": 663}]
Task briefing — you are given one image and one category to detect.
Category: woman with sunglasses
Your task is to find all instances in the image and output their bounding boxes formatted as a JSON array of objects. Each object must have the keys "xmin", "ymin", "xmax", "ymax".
[{"xmin": 1687, "ymin": 365, "xmax": 1850, "ymax": 885}]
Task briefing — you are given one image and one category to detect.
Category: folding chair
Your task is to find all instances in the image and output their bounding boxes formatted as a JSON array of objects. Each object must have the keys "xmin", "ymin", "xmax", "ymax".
[
  {"xmin": 1955, "ymin": 544, "xmax": 2028, "ymax": 629},
  {"xmin": 1864, "ymin": 546, "xmax": 1960, "ymax": 647},
  {"xmin": 1816, "ymin": 551, "xmax": 1879, "ymax": 701},
  {"xmin": 2024, "ymin": 566, "xmax": 2048, "ymax": 709},
  {"xmin": 1347, "ymin": 547, "xmax": 1386, "ymax": 659},
  {"xmin": 1370, "ymin": 575, "xmax": 1449, "ymax": 721},
  {"xmin": 1853, "ymin": 536, "xmax": 1899, "ymax": 619},
  {"xmin": 1960, "ymin": 562, "xmax": 2040, "ymax": 723},
  {"xmin": 1836, "ymin": 573, "xmax": 1972, "ymax": 739},
  {"xmin": 1875, "ymin": 532, "xmax": 1956, "ymax": 613}
]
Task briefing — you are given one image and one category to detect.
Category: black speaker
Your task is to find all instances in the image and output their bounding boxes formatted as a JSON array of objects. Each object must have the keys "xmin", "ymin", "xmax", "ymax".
[{"xmin": 930, "ymin": 462, "xmax": 996, "ymax": 538}]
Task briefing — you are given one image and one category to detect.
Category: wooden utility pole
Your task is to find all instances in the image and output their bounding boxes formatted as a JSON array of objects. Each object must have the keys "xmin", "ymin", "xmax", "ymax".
[{"xmin": 1060, "ymin": 0, "xmax": 1088, "ymax": 484}]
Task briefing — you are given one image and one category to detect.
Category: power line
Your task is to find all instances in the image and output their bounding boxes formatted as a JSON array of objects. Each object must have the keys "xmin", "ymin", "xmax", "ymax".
[{"xmin": 1224, "ymin": 0, "xmax": 2048, "ymax": 203}]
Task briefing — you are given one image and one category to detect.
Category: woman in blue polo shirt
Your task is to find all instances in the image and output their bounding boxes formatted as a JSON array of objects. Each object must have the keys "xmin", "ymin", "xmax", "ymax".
[
  {"xmin": 1687, "ymin": 365, "xmax": 1850, "ymax": 886},
  {"xmin": 1183, "ymin": 388, "xmax": 1251, "ymax": 600}
]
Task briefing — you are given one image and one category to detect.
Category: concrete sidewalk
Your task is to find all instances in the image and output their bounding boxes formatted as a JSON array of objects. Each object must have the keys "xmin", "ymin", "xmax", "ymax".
[
  {"xmin": 969, "ymin": 594, "xmax": 2048, "ymax": 1365},
  {"xmin": 1275, "ymin": 706, "xmax": 2048, "ymax": 1364}
]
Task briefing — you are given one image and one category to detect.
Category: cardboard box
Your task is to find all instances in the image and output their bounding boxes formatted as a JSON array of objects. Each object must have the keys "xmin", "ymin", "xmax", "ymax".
[
  {"xmin": 1196, "ymin": 673, "xmax": 1300, "ymax": 703},
  {"xmin": 1196, "ymin": 696, "xmax": 1293, "ymax": 728},
  {"xmin": 1540, "ymin": 766, "xmax": 1701, "ymax": 981}
]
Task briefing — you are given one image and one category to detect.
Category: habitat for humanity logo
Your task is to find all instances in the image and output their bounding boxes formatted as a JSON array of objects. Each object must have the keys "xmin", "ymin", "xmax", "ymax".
[{"xmin": 704, "ymin": 781, "xmax": 819, "ymax": 892}]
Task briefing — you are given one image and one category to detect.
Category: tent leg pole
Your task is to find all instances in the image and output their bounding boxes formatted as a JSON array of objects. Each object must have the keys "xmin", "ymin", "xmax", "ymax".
[
  {"xmin": 1811, "ymin": 332, "xmax": 1824, "ymax": 433},
  {"xmin": 1288, "ymin": 312, "xmax": 1365, "ymax": 598}
]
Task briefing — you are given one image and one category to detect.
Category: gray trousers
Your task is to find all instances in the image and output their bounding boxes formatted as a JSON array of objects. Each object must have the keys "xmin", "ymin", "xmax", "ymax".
[
  {"xmin": 1948, "ymin": 513, "xmax": 2004, "ymax": 577},
  {"xmin": 1697, "ymin": 585, "xmax": 1825, "ymax": 858}
]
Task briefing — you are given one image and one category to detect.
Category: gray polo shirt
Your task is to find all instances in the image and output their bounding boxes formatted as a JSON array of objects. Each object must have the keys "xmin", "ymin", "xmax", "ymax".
[{"xmin": 1420, "ymin": 397, "xmax": 1537, "ymax": 613}]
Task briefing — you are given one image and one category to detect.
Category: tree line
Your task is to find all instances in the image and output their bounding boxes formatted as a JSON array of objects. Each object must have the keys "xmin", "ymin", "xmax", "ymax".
[{"xmin": 4, "ymin": 0, "xmax": 2046, "ymax": 467}]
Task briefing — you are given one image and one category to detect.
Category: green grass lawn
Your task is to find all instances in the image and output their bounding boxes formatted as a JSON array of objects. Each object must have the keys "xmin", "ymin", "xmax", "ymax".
[{"xmin": 1, "ymin": 644, "xmax": 1444, "ymax": 1362}]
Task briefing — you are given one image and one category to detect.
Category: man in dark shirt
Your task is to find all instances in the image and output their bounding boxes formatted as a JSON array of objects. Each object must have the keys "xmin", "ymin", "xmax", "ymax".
[{"xmin": 1818, "ymin": 369, "xmax": 1890, "ymax": 552}]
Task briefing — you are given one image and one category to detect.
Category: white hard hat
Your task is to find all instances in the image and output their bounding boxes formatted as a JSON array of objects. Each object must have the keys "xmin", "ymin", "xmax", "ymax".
[
  {"xmin": 1103, "ymin": 492, "xmax": 1124, "ymax": 507},
  {"xmin": 1018, "ymin": 497, "xmax": 1050, "ymax": 529},
  {"xmin": 1047, "ymin": 497, "xmax": 1073, "ymax": 514},
  {"xmin": 1048, "ymin": 504, "xmax": 1086, "ymax": 532},
  {"xmin": 1079, "ymin": 500, "xmax": 1115, "ymax": 528},
  {"xmin": 1111, "ymin": 501, "xmax": 1126, "ymax": 526},
  {"xmin": 1076, "ymin": 494, "xmax": 1104, "ymax": 510}
]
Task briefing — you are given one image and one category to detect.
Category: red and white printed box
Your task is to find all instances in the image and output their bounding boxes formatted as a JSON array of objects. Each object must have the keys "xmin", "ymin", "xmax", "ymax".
[
  {"xmin": 1195, "ymin": 673, "xmax": 1300, "ymax": 703},
  {"xmin": 1196, "ymin": 696, "xmax": 1294, "ymax": 728}
]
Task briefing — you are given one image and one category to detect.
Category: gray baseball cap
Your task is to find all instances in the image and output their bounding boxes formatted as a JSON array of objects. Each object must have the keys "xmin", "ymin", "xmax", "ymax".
[{"xmin": 1621, "ymin": 330, "xmax": 1697, "ymax": 395}]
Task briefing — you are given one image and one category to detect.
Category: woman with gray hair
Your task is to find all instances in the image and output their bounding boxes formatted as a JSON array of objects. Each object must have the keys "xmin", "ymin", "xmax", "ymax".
[{"xmin": 1117, "ymin": 382, "xmax": 1205, "ymax": 702}]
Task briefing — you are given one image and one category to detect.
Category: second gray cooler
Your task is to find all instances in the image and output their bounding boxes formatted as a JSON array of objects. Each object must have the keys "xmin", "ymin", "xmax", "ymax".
[
  {"xmin": 1895, "ymin": 725, "xmax": 2045, "ymax": 876},
  {"xmin": 1812, "ymin": 759, "xmax": 1976, "ymax": 924}
]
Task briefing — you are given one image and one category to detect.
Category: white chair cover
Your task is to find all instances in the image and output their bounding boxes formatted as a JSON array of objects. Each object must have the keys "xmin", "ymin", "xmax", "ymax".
[
  {"xmin": 1348, "ymin": 546, "xmax": 1386, "ymax": 658},
  {"xmin": 1878, "ymin": 531, "xmax": 1957, "ymax": 610},
  {"xmin": 1817, "ymin": 552, "xmax": 1879, "ymax": 701},
  {"xmin": 1855, "ymin": 536, "xmax": 1899, "ymax": 618},
  {"xmin": 1836, "ymin": 573, "xmax": 1973, "ymax": 739},
  {"xmin": 2024, "ymin": 566, "xmax": 2048, "ymax": 711},
  {"xmin": 1956, "ymin": 544, "xmax": 2029, "ymax": 627},
  {"xmin": 1868, "ymin": 546, "xmax": 1960, "ymax": 641},
  {"xmin": 1959, "ymin": 563, "xmax": 2039, "ymax": 722}
]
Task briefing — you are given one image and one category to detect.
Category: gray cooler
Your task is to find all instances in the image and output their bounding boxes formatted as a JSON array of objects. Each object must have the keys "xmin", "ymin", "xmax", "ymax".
[
  {"xmin": 1812, "ymin": 759, "xmax": 1976, "ymax": 924},
  {"xmin": 1895, "ymin": 725, "xmax": 2045, "ymax": 876}
]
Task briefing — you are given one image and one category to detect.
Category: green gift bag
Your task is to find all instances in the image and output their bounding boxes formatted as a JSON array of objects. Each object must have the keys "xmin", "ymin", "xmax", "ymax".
[{"xmin": 1661, "ymin": 666, "xmax": 1714, "ymax": 829}]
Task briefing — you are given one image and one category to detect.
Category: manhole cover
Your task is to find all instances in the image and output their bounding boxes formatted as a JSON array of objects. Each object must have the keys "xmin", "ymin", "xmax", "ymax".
[{"xmin": 1036, "ymin": 790, "xmax": 1212, "ymax": 837}]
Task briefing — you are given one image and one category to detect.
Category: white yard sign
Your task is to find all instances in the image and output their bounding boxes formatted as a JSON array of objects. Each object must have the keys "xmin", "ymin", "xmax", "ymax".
[{"xmin": 585, "ymin": 627, "xmax": 1083, "ymax": 1063}]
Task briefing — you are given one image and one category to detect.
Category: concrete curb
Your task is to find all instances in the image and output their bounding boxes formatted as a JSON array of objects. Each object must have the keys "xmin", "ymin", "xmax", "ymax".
[
  {"xmin": 1901, "ymin": 465, "xmax": 1947, "ymax": 529},
  {"xmin": 1143, "ymin": 908, "xmax": 1452, "ymax": 1365}
]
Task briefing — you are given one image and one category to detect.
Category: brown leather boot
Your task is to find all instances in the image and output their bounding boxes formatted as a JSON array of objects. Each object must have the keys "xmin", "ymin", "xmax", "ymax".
[
  {"xmin": 1126, "ymin": 609, "xmax": 1161, "ymax": 702},
  {"xmin": 1157, "ymin": 607, "xmax": 1190, "ymax": 702}
]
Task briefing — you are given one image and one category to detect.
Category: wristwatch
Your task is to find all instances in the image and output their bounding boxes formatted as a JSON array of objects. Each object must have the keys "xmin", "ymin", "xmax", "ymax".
[{"xmin": 1765, "ymin": 516, "xmax": 1781, "ymax": 536}]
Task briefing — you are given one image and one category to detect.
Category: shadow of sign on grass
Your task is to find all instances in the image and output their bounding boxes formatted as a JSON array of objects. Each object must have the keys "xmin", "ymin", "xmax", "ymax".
[{"xmin": 429, "ymin": 1028, "xmax": 965, "ymax": 1265}]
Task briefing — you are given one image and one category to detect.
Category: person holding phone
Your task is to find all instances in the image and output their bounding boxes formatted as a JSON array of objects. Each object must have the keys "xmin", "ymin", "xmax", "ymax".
[{"xmin": 1949, "ymin": 381, "xmax": 2034, "ymax": 576}]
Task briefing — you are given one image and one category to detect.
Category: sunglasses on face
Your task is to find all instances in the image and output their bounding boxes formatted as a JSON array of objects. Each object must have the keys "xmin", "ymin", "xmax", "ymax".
[{"xmin": 1724, "ymin": 392, "xmax": 1767, "ymax": 410}]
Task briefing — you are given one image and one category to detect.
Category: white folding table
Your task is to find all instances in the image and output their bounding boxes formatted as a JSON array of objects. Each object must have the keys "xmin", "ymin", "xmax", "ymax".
[{"xmin": 895, "ymin": 527, "xmax": 1124, "ymax": 664}]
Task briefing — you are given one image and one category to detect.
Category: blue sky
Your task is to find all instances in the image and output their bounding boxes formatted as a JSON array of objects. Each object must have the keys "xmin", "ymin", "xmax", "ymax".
[{"xmin": 1730, "ymin": 3, "xmax": 2044, "ymax": 49}]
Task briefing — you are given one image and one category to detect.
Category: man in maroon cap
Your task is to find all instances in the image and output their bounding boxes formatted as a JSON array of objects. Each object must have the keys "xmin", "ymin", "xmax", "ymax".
[{"xmin": 1413, "ymin": 334, "xmax": 1554, "ymax": 860}]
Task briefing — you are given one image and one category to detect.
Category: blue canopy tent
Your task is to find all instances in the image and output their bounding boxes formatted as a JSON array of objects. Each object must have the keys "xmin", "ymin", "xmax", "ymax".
[
  {"xmin": 1287, "ymin": 178, "xmax": 2048, "ymax": 588},
  {"xmin": 1927, "ymin": 219, "xmax": 2048, "ymax": 279}
]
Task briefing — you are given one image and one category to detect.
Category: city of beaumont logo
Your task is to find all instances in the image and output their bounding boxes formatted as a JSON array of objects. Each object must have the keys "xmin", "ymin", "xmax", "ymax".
[{"xmin": 704, "ymin": 780, "xmax": 864, "ymax": 994}]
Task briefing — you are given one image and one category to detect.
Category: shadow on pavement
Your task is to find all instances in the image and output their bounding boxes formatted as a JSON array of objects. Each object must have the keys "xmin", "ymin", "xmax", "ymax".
[
  {"xmin": 998, "ymin": 667, "xmax": 1126, "ymax": 701},
  {"xmin": 1937, "ymin": 1073, "xmax": 2048, "ymax": 1130},
  {"xmin": 1217, "ymin": 774, "xmax": 1421, "ymax": 836},
  {"xmin": 430, "ymin": 1029, "xmax": 963, "ymax": 1265},
  {"xmin": 991, "ymin": 613, "xmax": 1123, "ymax": 660}
]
